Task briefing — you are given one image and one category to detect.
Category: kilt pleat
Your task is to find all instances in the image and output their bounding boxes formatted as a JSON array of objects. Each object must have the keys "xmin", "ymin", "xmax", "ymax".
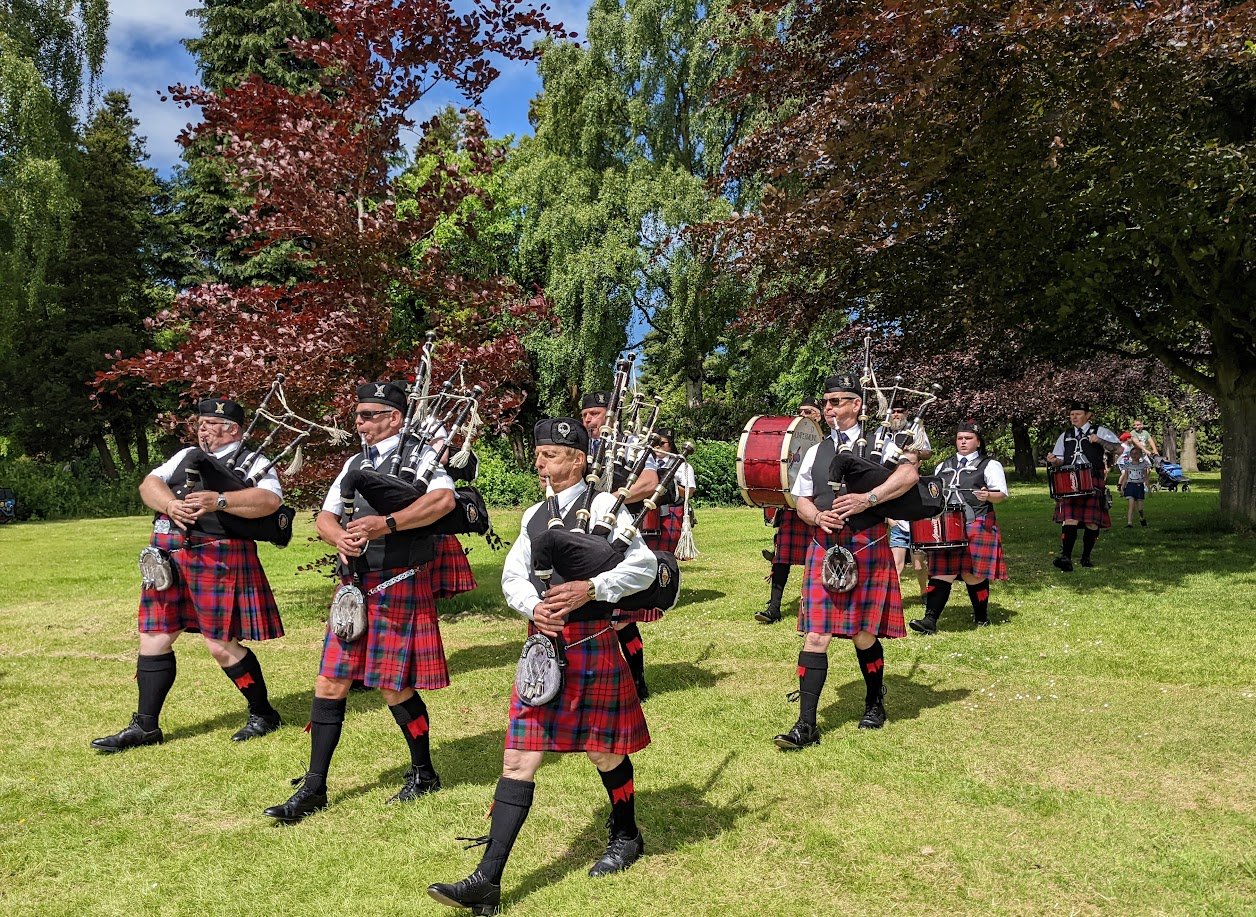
[
  {"xmin": 428, "ymin": 535, "xmax": 477, "ymax": 600},
  {"xmin": 772, "ymin": 509, "xmax": 811, "ymax": 567},
  {"xmin": 926, "ymin": 512, "xmax": 1008, "ymax": 581},
  {"xmin": 319, "ymin": 566, "xmax": 450, "ymax": 692},
  {"xmin": 649, "ymin": 507, "xmax": 683, "ymax": 555},
  {"xmin": 798, "ymin": 522, "xmax": 904, "ymax": 638},
  {"xmin": 1053, "ymin": 490, "xmax": 1112, "ymax": 529},
  {"xmin": 507, "ymin": 619, "xmax": 650, "ymax": 755},
  {"xmin": 137, "ymin": 528, "xmax": 283, "ymax": 642}
]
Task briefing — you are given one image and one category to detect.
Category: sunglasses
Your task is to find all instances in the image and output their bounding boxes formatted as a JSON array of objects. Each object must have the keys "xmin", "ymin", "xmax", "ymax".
[
  {"xmin": 891, "ymin": 408, "xmax": 907, "ymax": 414},
  {"xmin": 354, "ymin": 408, "xmax": 397, "ymax": 421},
  {"xmin": 823, "ymin": 395, "xmax": 859, "ymax": 406}
]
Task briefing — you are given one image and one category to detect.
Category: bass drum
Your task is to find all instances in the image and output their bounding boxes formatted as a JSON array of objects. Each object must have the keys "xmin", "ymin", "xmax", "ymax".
[{"xmin": 737, "ymin": 416, "xmax": 824, "ymax": 509}]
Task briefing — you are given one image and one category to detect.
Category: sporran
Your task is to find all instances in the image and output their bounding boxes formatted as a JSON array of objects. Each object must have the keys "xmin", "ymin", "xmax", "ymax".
[
  {"xmin": 329, "ymin": 583, "xmax": 367, "ymax": 642},
  {"xmin": 138, "ymin": 546, "xmax": 174, "ymax": 591},
  {"xmin": 821, "ymin": 544, "xmax": 858, "ymax": 594},
  {"xmin": 514, "ymin": 632, "xmax": 565, "ymax": 707}
]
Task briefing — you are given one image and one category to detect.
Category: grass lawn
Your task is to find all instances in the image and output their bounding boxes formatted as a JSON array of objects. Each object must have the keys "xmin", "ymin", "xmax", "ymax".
[{"xmin": 1, "ymin": 474, "xmax": 1252, "ymax": 916}]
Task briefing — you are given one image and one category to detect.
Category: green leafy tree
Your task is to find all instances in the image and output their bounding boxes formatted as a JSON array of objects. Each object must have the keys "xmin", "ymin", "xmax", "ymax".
[
  {"xmin": 511, "ymin": 0, "xmax": 757, "ymax": 412},
  {"xmin": 2, "ymin": 91, "xmax": 165, "ymax": 474}
]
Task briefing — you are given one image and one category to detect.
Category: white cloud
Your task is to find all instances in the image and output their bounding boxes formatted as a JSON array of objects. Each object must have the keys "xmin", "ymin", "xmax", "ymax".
[{"xmin": 107, "ymin": 0, "xmax": 199, "ymax": 42}]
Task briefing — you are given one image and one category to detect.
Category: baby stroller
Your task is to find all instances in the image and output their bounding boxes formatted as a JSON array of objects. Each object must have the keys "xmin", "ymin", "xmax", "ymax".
[
  {"xmin": 0, "ymin": 488, "xmax": 16, "ymax": 524},
  {"xmin": 1153, "ymin": 457, "xmax": 1191, "ymax": 492}
]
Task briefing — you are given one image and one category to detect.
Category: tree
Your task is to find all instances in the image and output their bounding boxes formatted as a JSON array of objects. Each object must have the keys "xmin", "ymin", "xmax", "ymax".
[
  {"xmin": 510, "ymin": 0, "xmax": 757, "ymax": 413},
  {"xmin": 101, "ymin": 0, "xmax": 562, "ymax": 485},
  {"xmin": 2, "ymin": 91, "xmax": 165, "ymax": 473},
  {"xmin": 716, "ymin": 1, "xmax": 1256, "ymax": 524}
]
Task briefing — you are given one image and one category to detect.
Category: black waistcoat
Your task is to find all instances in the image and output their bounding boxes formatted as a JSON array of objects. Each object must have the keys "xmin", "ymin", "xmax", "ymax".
[
  {"xmin": 341, "ymin": 448, "xmax": 436, "ymax": 574},
  {"xmin": 524, "ymin": 485, "xmax": 614, "ymax": 622},
  {"xmin": 1064, "ymin": 425, "xmax": 1107, "ymax": 471},
  {"xmin": 810, "ymin": 436, "xmax": 839, "ymax": 511},
  {"xmin": 168, "ymin": 448, "xmax": 228, "ymax": 536},
  {"xmin": 938, "ymin": 455, "xmax": 994, "ymax": 517}
]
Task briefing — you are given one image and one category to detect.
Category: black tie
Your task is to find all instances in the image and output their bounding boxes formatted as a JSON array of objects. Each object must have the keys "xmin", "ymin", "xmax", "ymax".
[
  {"xmin": 839, "ymin": 432, "xmax": 849, "ymax": 445},
  {"xmin": 367, "ymin": 446, "xmax": 380, "ymax": 464}
]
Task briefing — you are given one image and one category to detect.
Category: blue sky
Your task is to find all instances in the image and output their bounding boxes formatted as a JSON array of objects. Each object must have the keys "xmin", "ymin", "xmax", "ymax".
[{"xmin": 100, "ymin": 1, "xmax": 594, "ymax": 175}]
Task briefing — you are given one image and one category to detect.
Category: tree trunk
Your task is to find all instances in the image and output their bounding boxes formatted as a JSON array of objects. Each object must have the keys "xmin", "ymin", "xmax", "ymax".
[
  {"xmin": 91, "ymin": 434, "xmax": 119, "ymax": 480},
  {"xmin": 684, "ymin": 373, "xmax": 702, "ymax": 411},
  {"xmin": 136, "ymin": 426, "xmax": 150, "ymax": 468},
  {"xmin": 1162, "ymin": 419, "xmax": 1178, "ymax": 463},
  {"xmin": 113, "ymin": 427, "xmax": 136, "ymax": 473},
  {"xmin": 1011, "ymin": 420, "xmax": 1038, "ymax": 480},
  {"xmin": 1218, "ymin": 392, "xmax": 1256, "ymax": 527},
  {"xmin": 1179, "ymin": 427, "xmax": 1199, "ymax": 473}
]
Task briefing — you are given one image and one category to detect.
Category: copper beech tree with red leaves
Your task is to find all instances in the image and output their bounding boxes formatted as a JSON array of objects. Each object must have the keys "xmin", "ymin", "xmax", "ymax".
[
  {"xmin": 99, "ymin": 0, "xmax": 568, "ymax": 484},
  {"xmin": 714, "ymin": 1, "xmax": 1255, "ymax": 524}
]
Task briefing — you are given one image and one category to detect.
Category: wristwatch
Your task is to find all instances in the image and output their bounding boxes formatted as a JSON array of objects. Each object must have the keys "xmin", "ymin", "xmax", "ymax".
[
  {"xmin": 215, "ymin": 493, "xmax": 228, "ymax": 511},
  {"xmin": 385, "ymin": 514, "xmax": 398, "ymax": 533},
  {"xmin": 586, "ymin": 580, "xmax": 597, "ymax": 602},
  {"xmin": 867, "ymin": 491, "xmax": 879, "ymax": 506}
]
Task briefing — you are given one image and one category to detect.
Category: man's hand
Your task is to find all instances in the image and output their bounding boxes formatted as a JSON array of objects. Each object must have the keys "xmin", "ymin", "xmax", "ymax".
[
  {"xmin": 346, "ymin": 514, "xmax": 388, "ymax": 541},
  {"xmin": 541, "ymin": 580, "xmax": 592, "ymax": 615},
  {"xmin": 336, "ymin": 529, "xmax": 369, "ymax": 558},
  {"xmin": 809, "ymin": 508, "xmax": 844, "ymax": 534},
  {"xmin": 1046, "ymin": 454, "xmax": 1062, "ymax": 466},
  {"xmin": 532, "ymin": 601, "xmax": 569, "ymax": 638},
  {"xmin": 165, "ymin": 498, "xmax": 202, "ymax": 530},
  {"xmin": 831, "ymin": 491, "xmax": 877, "ymax": 523}
]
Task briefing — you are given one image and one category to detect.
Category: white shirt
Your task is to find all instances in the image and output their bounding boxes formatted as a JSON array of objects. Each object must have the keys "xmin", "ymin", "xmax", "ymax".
[
  {"xmin": 321, "ymin": 434, "xmax": 453, "ymax": 515},
  {"xmin": 672, "ymin": 459, "xmax": 696, "ymax": 493},
  {"xmin": 150, "ymin": 444, "xmax": 283, "ymax": 498},
  {"xmin": 944, "ymin": 453, "xmax": 1009, "ymax": 495},
  {"xmin": 791, "ymin": 425, "xmax": 860, "ymax": 499},
  {"xmin": 1050, "ymin": 425, "xmax": 1121, "ymax": 459},
  {"xmin": 501, "ymin": 481, "xmax": 658, "ymax": 620},
  {"xmin": 1118, "ymin": 455, "xmax": 1152, "ymax": 484}
]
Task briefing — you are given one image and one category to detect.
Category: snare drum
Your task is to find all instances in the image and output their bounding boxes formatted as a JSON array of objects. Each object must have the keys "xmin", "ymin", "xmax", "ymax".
[
  {"xmin": 1048, "ymin": 463, "xmax": 1094, "ymax": 499},
  {"xmin": 909, "ymin": 508, "xmax": 969, "ymax": 551},
  {"xmin": 737, "ymin": 416, "xmax": 824, "ymax": 508}
]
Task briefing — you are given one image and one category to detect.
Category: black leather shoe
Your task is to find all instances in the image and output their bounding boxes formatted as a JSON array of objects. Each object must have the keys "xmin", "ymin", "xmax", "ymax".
[
  {"xmin": 773, "ymin": 721, "xmax": 820, "ymax": 750},
  {"xmin": 231, "ymin": 712, "xmax": 282, "ymax": 742},
  {"xmin": 634, "ymin": 678, "xmax": 650, "ymax": 702},
  {"xmin": 387, "ymin": 766, "xmax": 441, "ymax": 804},
  {"xmin": 858, "ymin": 690, "xmax": 887, "ymax": 730},
  {"xmin": 263, "ymin": 773, "xmax": 328, "ymax": 823},
  {"xmin": 761, "ymin": 549, "xmax": 775, "ymax": 563},
  {"xmin": 427, "ymin": 869, "xmax": 502, "ymax": 915},
  {"xmin": 755, "ymin": 605, "xmax": 782, "ymax": 624},
  {"xmin": 92, "ymin": 713, "xmax": 163, "ymax": 753},
  {"xmin": 908, "ymin": 615, "xmax": 937, "ymax": 634},
  {"xmin": 588, "ymin": 827, "xmax": 644, "ymax": 877},
  {"xmin": 1052, "ymin": 556, "xmax": 1074, "ymax": 572},
  {"xmin": 1080, "ymin": 556, "xmax": 1095, "ymax": 568}
]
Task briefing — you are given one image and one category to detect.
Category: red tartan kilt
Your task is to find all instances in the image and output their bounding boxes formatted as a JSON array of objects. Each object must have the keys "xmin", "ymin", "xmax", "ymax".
[
  {"xmin": 1053, "ymin": 490, "xmax": 1112, "ymax": 529},
  {"xmin": 772, "ymin": 509, "xmax": 811, "ymax": 567},
  {"xmin": 927, "ymin": 512, "xmax": 1008, "ymax": 581},
  {"xmin": 137, "ymin": 528, "xmax": 283, "ymax": 642},
  {"xmin": 798, "ymin": 522, "xmax": 904, "ymax": 638},
  {"xmin": 613, "ymin": 606, "xmax": 664, "ymax": 624},
  {"xmin": 427, "ymin": 535, "xmax": 477, "ymax": 600},
  {"xmin": 649, "ymin": 506, "xmax": 683, "ymax": 555},
  {"xmin": 507, "ymin": 619, "xmax": 650, "ymax": 754},
  {"xmin": 319, "ymin": 566, "xmax": 450, "ymax": 692}
]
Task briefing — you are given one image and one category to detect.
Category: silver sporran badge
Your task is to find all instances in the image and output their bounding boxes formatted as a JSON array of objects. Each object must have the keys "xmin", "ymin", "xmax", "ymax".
[
  {"xmin": 329, "ymin": 583, "xmax": 367, "ymax": 642},
  {"xmin": 514, "ymin": 633, "xmax": 564, "ymax": 707},
  {"xmin": 139, "ymin": 546, "xmax": 174, "ymax": 591},
  {"xmin": 821, "ymin": 544, "xmax": 857, "ymax": 594}
]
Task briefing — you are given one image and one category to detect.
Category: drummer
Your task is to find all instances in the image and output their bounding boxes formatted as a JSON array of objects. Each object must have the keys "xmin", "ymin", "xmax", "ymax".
[
  {"xmin": 757, "ymin": 396, "xmax": 821, "ymax": 624},
  {"xmin": 1047, "ymin": 401, "xmax": 1122, "ymax": 572},
  {"xmin": 880, "ymin": 404, "xmax": 932, "ymax": 601},
  {"xmin": 908, "ymin": 421, "xmax": 1008, "ymax": 633}
]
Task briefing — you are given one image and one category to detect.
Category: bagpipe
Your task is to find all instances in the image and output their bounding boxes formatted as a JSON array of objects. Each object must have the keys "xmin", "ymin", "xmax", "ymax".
[
  {"xmin": 181, "ymin": 374, "xmax": 351, "ymax": 546},
  {"xmin": 824, "ymin": 338, "xmax": 949, "ymax": 533},
  {"xmin": 336, "ymin": 336, "xmax": 499, "ymax": 545}
]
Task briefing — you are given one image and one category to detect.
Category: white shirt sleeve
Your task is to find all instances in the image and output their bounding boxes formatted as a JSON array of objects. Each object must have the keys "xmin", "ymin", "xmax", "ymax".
[
  {"xmin": 321, "ymin": 456, "xmax": 357, "ymax": 516},
  {"xmin": 791, "ymin": 442, "xmax": 822, "ymax": 499},
  {"xmin": 982, "ymin": 459, "xmax": 1009, "ymax": 496},
  {"xmin": 501, "ymin": 503, "xmax": 544, "ymax": 619},
  {"xmin": 1097, "ymin": 426, "xmax": 1122, "ymax": 446},
  {"xmin": 1050, "ymin": 432, "xmax": 1068, "ymax": 459},
  {"xmin": 149, "ymin": 447, "xmax": 194, "ymax": 483}
]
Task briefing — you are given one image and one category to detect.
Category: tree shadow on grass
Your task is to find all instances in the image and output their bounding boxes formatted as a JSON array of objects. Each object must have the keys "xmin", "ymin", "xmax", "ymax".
[
  {"xmin": 679, "ymin": 588, "xmax": 727, "ymax": 606},
  {"xmin": 158, "ymin": 689, "xmax": 313, "ymax": 743},
  {"xmin": 643, "ymin": 660, "xmax": 728, "ymax": 699},
  {"xmin": 506, "ymin": 752, "xmax": 755, "ymax": 907},
  {"xmin": 818, "ymin": 658, "xmax": 971, "ymax": 729}
]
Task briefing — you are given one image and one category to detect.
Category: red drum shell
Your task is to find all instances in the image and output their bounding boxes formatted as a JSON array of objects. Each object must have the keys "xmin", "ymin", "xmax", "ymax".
[
  {"xmin": 1048, "ymin": 464, "xmax": 1094, "ymax": 499},
  {"xmin": 909, "ymin": 509, "xmax": 969, "ymax": 550},
  {"xmin": 641, "ymin": 507, "xmax": 661, "ymax": 536},
  {"xmin": 737, "ymin": 415, "xmax": 825, "ymax": 509}
]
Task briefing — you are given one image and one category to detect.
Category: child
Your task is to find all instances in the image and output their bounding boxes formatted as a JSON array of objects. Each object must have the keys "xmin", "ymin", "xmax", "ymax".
[{"xmin": 1118, "ymin": 445, "xmax": 1152, "ymax": 527}]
